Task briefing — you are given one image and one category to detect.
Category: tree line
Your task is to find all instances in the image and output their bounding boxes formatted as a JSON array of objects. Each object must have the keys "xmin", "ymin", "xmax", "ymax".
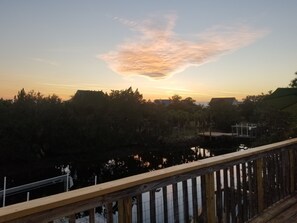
[{"xmin": 0, "ymin": 87, "xmax": 296, "ymax": 164}]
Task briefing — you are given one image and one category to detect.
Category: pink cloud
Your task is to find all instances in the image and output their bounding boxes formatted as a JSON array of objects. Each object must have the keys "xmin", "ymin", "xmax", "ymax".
[{"xmin": 100, "ymin": 15, "xmax": 267, "ymax": 79}]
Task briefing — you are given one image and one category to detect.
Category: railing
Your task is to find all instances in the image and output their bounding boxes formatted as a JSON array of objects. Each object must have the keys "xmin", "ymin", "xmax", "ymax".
[
  {"xmin": 0, "ymin": 138, "xmax": 296, "ymax": 223},
  {"xmin": 1, "ymin": 174, "xmax": 69, "ymax": 206}
]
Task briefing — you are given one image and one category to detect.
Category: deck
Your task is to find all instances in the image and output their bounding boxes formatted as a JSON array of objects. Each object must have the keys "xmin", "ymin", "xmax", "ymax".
[
  {"xmin": 0, "ymin": 138, "xmax": 297, "ymax": 223},
  {"xmin": 249, "ymin": 194, "xmax": 297, "ymax": 223}
]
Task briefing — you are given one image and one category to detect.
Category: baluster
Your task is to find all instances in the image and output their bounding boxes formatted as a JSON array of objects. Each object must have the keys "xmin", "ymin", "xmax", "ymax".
[
  {"xmin": 136, "ymin": 194, "xmax": 143, "ymax": 223},
  {"xmin": 118, "ymin": 197, "xmax": 132, "ymax": 223},
  {"xmin": 242, "ymin": 162, "xmax": 248, "ymax": 222},
  {"xmin": 182, "ymin": 180, "xmax": 189, "ymax": 222},
  {"xmin": 205, "ymin": 172, "xmax": 215, "ymax": 223},
  {"xmin": 256, "ymin": 158, "xmax": 264, "ymax": 213},
  {"xmin": 162, "ymin": 186, "xmax": 168, "ymax": 223},
  {"xmin": 289, "ymin": 149, "xmax": 296, "ymax": 193},
  {"xmin": 150, "ymin": 189, "xmax": 156, "ymax": 223},
  {"xmin": 192, "ymin": 177, "xmax": 198, "ymax": 223},
  {"xmin": 172, "ymin": 183, "xmax": 179, "ymax": 223},
  {"xmin": 216, "ymin": 170, "xmax": 223, "ymax": 223}
]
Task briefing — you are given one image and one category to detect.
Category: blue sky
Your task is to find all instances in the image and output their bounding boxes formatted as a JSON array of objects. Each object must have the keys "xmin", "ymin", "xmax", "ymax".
[{"xmin": 1, "ymin": 1, "xmax": 296, "ymax": 102}]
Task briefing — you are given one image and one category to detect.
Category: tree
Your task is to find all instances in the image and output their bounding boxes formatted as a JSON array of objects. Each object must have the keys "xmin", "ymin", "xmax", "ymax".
[
  {"xmin": 209, "ymin": 99, "xmax": 240, "ymax": 132},
  {"xmin": 289, "ymin": 72, "xmax": 297, "ymax": 88}
]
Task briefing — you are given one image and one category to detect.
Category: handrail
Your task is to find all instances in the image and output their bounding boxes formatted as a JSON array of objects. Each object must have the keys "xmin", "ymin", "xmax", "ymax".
[
  {"xmin": 0, "ymin": 138, "xmax": 297, "ymax": 223},
  {"xmin": 0, "ymin": 174, "xmax": 68, "ymax": 198}
]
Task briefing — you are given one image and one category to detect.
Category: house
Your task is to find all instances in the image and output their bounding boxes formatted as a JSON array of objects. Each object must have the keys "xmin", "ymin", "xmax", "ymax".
[
  {"xmin": 209, "ymin": 97, "xmax": 238, "ymax": 106},
  {"xmin": 263, "ymin": 88, "xmax": 297, "ymax": 112},
  {"xmin": 154, "ymin": 99, "xmax": 172, "ymax": 106}
]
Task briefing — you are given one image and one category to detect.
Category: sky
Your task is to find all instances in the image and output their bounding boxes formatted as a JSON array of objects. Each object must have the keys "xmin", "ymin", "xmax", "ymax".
[{"xmin": 0, "ymin": 1, "xmax": 297, "ymax": 103}]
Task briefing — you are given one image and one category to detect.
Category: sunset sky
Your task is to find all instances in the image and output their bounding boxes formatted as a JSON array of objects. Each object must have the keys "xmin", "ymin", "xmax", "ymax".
[{"xmin": 1, "ymin": 1, "xmax": 296, "ymax": 103}]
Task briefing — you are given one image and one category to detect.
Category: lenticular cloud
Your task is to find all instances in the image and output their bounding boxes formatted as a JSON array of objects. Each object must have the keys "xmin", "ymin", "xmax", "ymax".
[{"xmin": 100, "ymin": 15, "xmax": 266, "ymax": 79}]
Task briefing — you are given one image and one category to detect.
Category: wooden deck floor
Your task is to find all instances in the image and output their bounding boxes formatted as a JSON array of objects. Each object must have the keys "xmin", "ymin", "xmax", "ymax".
[{"xmin": 249, "ymin": 194, "xmax": 297, "ymax": 223}]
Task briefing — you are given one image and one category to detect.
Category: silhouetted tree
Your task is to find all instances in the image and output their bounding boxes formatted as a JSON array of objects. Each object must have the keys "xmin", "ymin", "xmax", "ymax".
[{"xmin": 289, "ymin": 71, "xmax": 297, "ymax": 88}]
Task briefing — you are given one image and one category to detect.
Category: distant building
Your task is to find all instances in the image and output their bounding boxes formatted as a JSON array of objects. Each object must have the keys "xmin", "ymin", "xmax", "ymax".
[
  {"xmin": 154, "ymin": 99, "xmax": 172, "ymax": 106},
  {"xmin": 72, "ymin": 90, "xmax": 106, "ymax": 99},
  {"xmin": 71, "ymin": 90, "xmax": 107, "ymax": 107},
  {"xmin": 263, "ymin": 88, "xmax": 297, "ymax": 112},
  {"xmin": 209, "ymin": 97, "xmax": 238, "ymax": 106},
  {"xmin": 232, "ymin": 123, "xmax": 257, "ymax": 138}
]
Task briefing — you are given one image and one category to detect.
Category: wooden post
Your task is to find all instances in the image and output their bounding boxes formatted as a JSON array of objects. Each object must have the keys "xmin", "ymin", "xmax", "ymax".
[
  {"xmin": 205, "ymin": 172, "xmax": 215, "ymax": 223},
  {"xmin": 289, "ymin": 149, "xmax": 295, "ymax": 193},
  {"xmin": 106, "ymin": 202, "xmax": 113, "ymax": 223},
  {"xmin": 88, "ymin": 208, "xmax": 95, "ymax": 223},
  {"xmin": 182, "ymin": 180, "xmax": 189, "ymax": 222},
  {"xmin": 118, "ymin": 197, "xmax": 132, "ymax": 223},
  {"xmin": 68, "ymin": 214, "xmax": 76, "ymax": 223},
  {"xmin": 162, "ymin": 186, "xmax": 168, "ymax": 223},
  {"xmin": 256, "ymin": 158, "xmax": 264, "ymax": 212},
  {"xmin": 136, "ymin": 194, "xmax": 143, "ymax": 223},
  {"xmin": 192, "ymin": 177, "xmax": 198, "ymax": 223},
  {"xmin": 150, "ymin": 190, "xmax": 156, "ymax": 223},
  {"xmin": 172, "ymin": 183, "xmax": 179, "ymax": 223}
]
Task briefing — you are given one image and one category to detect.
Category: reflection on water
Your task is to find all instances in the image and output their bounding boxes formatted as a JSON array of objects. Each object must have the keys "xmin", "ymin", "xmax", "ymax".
[
  {"xmin": 70, "ymin": 146, "xmax": 220, "ymax": 189},
  {"xmin": 2, "ymin": 144, "xmax": 241, "ymax": 205}
]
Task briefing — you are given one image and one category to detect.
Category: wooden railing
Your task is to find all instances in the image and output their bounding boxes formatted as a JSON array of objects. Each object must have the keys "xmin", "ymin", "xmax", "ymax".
[{"xmin": 0, "ymin": 138, "xmax": 297, "ymax": 223}]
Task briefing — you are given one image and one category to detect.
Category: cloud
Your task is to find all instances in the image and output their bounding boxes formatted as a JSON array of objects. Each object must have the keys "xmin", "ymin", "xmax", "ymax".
[
  {"xmin": 31, "ymin": 57, "xmax": 58, "ymax": 66},
  {"xmin": 99, "ymin": 14, "xmax": 267, "ymax": 79}
]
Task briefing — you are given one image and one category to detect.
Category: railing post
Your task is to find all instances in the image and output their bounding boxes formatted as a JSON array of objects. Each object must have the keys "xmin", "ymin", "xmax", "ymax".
[
  {"xmin": 118, "ymin": 197, "xmax": 132, "ymax": 223},
  {"xmin": 2, "ymin": 176, "xmax": 6, "ymax": 207},
  {"xmin": 289, "ymin": 149, "xmax": 295, "ymax": 193},
  {"xmin": 88, "ymin": 175, "xmax": 98, "ymax": 223},
  {"xmin": 256, "ymin": 158, "xmax": 264, "ymax": 212},
  {"xmin": 205, "ymin": 172, "xmax": 215, "ymax": 223},
  {"xmin": 68, "ymin": 214, "xmax": 76, "ymax": 223}
]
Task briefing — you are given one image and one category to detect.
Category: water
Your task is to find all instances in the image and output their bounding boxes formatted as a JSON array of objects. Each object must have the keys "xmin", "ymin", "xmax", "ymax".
[{"xmin": 1, "ymin": 142, "xmax": 243, "ymax": 205}]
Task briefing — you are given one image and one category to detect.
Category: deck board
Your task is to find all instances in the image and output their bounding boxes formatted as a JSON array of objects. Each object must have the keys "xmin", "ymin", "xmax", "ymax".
[
  {"xmin": 248, "ymin": 194, "xmax": 297, "ymax": 223},
  {"xmin": 269, "ymin": 202, "xmax": 297, "ymax": 223}
]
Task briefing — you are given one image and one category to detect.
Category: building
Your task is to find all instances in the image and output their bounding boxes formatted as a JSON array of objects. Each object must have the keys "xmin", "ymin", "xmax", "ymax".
[
  {"xmin": 209, "ymin": 97, "xmax": 238, "ymax": 106},
  {"xmin": 263, "ymin": 88, "xmax": 297, "ymax": 112},
  {"xmin": 154, "ymin": 99, "xmax": 172, "ymax": 106}
]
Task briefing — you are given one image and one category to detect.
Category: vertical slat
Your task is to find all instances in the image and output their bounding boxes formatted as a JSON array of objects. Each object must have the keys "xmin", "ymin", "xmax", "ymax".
[
  {"xmin": 285, "ymin": 150, "xmax": 291, "ymax": 195},
  {"xmin": 268, "ymin": 155, "xmax": 273, "ymax": 206},
  {"xmin": 262, "ymin": 156, "xmax": 268, "ymax": 208},
  {"xmin": 201, "ymin": 175, "xmax": 207, "ymax": 222},
  {"xmin": 275, "ymin": 153, "xmax": 281, "ymax": 200},
  {"xmin": 223, "ymin": 168, "xmax": 230, "ymax": 222},
  {"xmin": 289, "ymin": 149, "xmax": 295, "ymax": 193},
  {"xmin": 205, "ymin": 172, "xmax": 215, "ymax": 223},
  {"xmin": 295, "ymin": 149, "xmax": 297, "ymax": 189},
  {"xmin": 278, "ymin": 152, "xmax": 284, "ymax": 199},
  {"xmin": 162, "ymin": 186, "xmax": 168, "ymax": 223},
  {"xmin": 242, "ymin": 162, "xmax": 248, "ymax": 221},
  {"xmin": 118, "ymin": 197, "xmax": 132, "ymax": 223},
  {"xmin": 281, "ymin": 151, "xmax": 287, "ymax": 197},
  {"xmin": 182, "ymin": 180, "xmax": 189, "ymax": 222},
  {"xmin": 247, "ymin": 161, "xmax": 254, "ymax": 218},
  {"xmin": 68, "ymin": 215, "xmax": 76, "ymax": 223},
  {"xmin": 89, "ymin": 208, "xmax": 95, "ymax": 223},
  {"xmin": 150, "ymin": 190, "xmax": 156, "ymax": 223},
  {"xmin": 236, "ymin": 164, "xmax": 242, "ymax": 223},
  {"xmin": 172, "ymin": 183, "xmax": 179, "ymax": 223},
  {"xmin": 280, "ymin": 152, "xmax": 286, "ymax": 198},
  {"xmin": 230, "ymin": 166, "xmax": 236, "ymax": 223},
  {"xmin": 269, "ymin": 154, "xmax": 276, "ymax": 205},
  {"xmin": 256, "ymin": 158, "xmax": 264, "ymax": 213},
  {"xmin": 216, "ymin": 170, "xmax": 223, "ymax": 223},
  {"xmin": 106, "ymin": 202, "xmax": 113, "ymax": 223},
  {"xmin": 192, "ymin": 177, "xmax": 198, "ymax": 223},
  {"xmin": 136, "ymin": 194, "xmax": 143, "ymax": 223}
]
